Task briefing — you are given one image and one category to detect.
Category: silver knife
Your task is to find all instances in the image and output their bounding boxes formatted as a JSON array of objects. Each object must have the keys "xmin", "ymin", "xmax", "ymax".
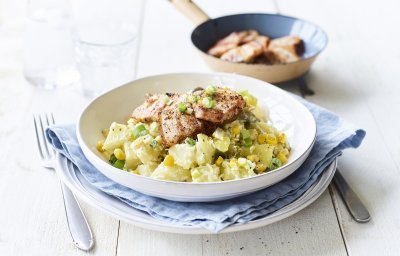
[{"xmin": 333, "ymin": 169, "xmax": 371, "ymax": 223}]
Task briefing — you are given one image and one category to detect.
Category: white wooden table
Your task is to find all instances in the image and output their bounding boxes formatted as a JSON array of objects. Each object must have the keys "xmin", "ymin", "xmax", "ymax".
[{"xmin": 1, "ymin": 0, "xmax": 399, "ymax": 255}]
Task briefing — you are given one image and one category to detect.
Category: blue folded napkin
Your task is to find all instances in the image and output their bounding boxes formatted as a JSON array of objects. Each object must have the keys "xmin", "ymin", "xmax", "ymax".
[{"xmin": 46, "ymin": 98, "xmax": 365, "ymax": 232}]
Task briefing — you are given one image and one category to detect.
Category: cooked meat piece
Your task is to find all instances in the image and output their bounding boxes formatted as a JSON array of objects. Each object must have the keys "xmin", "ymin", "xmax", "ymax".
[
  {"xmin": 264, "ymin": 47, "xmax": 301, "ymax": 64},
  {"xmin": 131, "ymin": 93, "xmax": 179, "ymax": 122},
  {"xmin": 192, "ymin": 88, "xmax": 245, "ymax": 124},
  {"xmin": 268, "ymin": 35, "xmax": 305, "ymax": 55},
  {"xmin": 240, "ymin": 30, "xmax": 259, "ymax": 43},
  {"xmin": 253, "ymin": 35, "xmax": 270, "ymax": 50},
  {"xmin": 207, "ymin": 31, "xmax": 248, "ymax": 57},
  {"xmin": 220, "ymin": 43, "xmax": 260, "ymax": 63},
  {"xmin": 158, "ymin": 96, "xmax": 206, "ymax": 147},
  {"xmin": 220, "ymin": 35, "xmax": 269, "ymax": 63}
]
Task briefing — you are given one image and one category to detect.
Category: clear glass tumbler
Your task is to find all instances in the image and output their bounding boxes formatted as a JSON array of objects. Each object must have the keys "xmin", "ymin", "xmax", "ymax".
[
  {"xmin": 70, "ymin": 0, "xmax": 138, "ymax": 98},
  {"xmin": 23, "ymin": 0, "xmax": 79, "ymax": 89}
]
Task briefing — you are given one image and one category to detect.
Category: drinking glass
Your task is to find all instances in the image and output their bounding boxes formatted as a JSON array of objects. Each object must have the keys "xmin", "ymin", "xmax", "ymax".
[
  {"xmin": 70, "ymin": 0, "xmax": 138, "ymax": 98},
  {"xmin": 23, "ymin": 0, "xmax": 79, "ymax": 89}
]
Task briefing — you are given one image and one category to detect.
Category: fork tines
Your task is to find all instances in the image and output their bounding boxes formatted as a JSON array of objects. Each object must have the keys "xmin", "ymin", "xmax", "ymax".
[{"xmin": 33, "ymin": 113, "xmax": 56, "ymax": 160}]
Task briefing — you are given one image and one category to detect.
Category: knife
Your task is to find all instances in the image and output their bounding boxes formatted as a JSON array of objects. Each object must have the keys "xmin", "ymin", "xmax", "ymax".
[{"xmin": 333, "ymin": 169, "xmax": 371, "ymax": 223}]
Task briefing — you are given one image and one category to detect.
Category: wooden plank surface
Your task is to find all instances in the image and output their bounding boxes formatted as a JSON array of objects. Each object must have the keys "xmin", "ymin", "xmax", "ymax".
[
  {"xmin": 4, "ymin": 0, "xmax": 399, "ymax": 254},
  {"xmin": 277, "ymin": 0, "xmax": 400, "ymax": 255}
]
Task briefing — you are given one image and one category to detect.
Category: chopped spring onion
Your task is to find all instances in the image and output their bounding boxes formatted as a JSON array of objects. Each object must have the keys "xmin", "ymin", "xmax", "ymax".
[
  {"xmin": 269, "ymin": 158, "xmax": 282, "ymax": 170},
  {"xmin": 187, "ymin": 95, "xmax": 197, "ymax": 103},
  {"xmin": 149, "ymin": 122, "xmax": 158, "ymax": 134},
  {"xmin": 113, "ymin": 160, "xmax": 125, "ymax": 169},
  {"xmin": 205, "ymin": 85, "xmax": 217, "ymax": 96},
  {"xmin": 150, "ymin": 139, "xmax": 158, "ymax": 149},
  {"xmin": 243, "ymin": 137, "xmax": 253, "ymax": 147},
  {"xmin": 133, "ymin": 124, "xmax": 147, "ymax": 138},
  {"xmin": 109, "ymin": 154, "xmax": 117, "ymax": 165},
  {"xmin": 185, "ymin": 137, "xmax": 196, "ymax": 146},
  {"xmin": 178, "ymin": 102, "xmax": 187, "ymax": 113},
  {"xmin": 241, "ymin": 128, "xmax": 252, "ymax": 147},
  {"xmin": 241, "ymin": 129, "xmax": 250, "ymax": 139},
  {"xmin": 202, "ymin": 97, "xmax": 215, "ymax": 108}
]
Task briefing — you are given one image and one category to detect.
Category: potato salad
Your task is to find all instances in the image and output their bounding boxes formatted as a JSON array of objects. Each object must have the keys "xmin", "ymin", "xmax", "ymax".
[{"xmin": 97, "ymin": 87, "xmax": 290, "ymax": 182}]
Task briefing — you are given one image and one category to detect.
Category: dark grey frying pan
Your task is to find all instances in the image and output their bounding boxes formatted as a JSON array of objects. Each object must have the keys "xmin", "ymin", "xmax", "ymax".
[{"xmin": 170, "ymin": 0, "xmax": 328, "ymax": 94}]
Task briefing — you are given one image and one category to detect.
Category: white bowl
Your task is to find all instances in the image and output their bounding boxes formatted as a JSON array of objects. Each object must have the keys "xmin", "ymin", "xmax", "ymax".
[{"xmin": 77, "ymin": 72, "xmax": 316, "ymax": 202}]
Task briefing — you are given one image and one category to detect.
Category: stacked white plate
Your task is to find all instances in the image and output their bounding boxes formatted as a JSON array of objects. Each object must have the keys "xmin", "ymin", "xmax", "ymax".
[
  {"xmin": 64, "ymin": 72, "xmax": 333, "ymax": 233},
  {"xmin": 56, "ymin": 154, "xmax": 336, "ymax": 234}
]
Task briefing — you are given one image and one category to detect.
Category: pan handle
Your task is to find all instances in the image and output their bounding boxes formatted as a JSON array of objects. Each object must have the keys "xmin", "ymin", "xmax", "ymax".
[{"xmin": 169, "ymin": 0, "xmax": 210, "ymax": 25}]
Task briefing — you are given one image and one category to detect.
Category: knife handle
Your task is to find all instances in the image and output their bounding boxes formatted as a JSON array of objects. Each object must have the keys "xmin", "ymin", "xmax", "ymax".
[{"xmin": 333, "ymin": 169, "xmax": 371, "ymax": 223}]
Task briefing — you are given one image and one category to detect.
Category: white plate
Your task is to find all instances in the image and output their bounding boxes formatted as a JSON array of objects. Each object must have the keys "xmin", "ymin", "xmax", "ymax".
[
  {"xmin": 77, "ymin": 72, "xmax": 317, "ymax": 202},
  {"xmin": 56, "ymin": 154, "xmax": 336, "ymax": 234}
]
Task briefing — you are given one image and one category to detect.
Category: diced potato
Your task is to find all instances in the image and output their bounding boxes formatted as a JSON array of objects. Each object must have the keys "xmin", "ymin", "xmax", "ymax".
[
  {"xmin": 252, "ymin": 144, "xmax": 274, "ymax": 166},
  {"xmin": 221, "ymin": 158, "xmax": 256, "ymax": 181},
  {"xmin": 124, "ymin": 141, "xmax": 141, "ymax": 170},
  {"xmin": 136, "ymin": 163, "xmax": 157, "ymax": 177},
  {"xmin": 131, "ymin": 135, "xmax": 162, "ymax": 165},
  {"xmin": 102, "ymin": 122, "xmax": 131, "ymax": 151},
  {"xmin": 191, "ymin": 164, "xmax": 221, "ymax": 182},
  {"xmin": 151, "ymin": 163, "xmax": 191, "ymax": 182},
  {"xmin": 169, "ymin": 143, "xmax": 196, "ymax": 169},
  {"xmin": 213, "ymin": 137, "xmax": 230, "ymax": 152},
  {"xmin": 212, "ymin": 128, "xmax": 231, "ymax": 152},
  {"xmin": 196, "ymin": 134, "xmax": 215, "ymax": 165}
]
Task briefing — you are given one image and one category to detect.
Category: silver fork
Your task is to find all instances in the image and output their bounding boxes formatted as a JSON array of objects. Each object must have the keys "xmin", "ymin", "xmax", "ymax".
[{"xmin": 34, "ymin": 113, "xmax": 94, "ymax": 251}]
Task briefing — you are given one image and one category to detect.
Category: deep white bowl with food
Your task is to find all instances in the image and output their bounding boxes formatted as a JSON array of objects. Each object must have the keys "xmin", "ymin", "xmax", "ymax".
[{"xmin": 77, "ymin": 72, "xmax": 316, "ymax": 202}]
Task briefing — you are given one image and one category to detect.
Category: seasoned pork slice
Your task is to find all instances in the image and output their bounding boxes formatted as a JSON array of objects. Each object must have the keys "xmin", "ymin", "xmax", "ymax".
[
  {"xmin": 268, "ymin": 35, "xmax": 305, "ymax": 55},
  {"xmin": 220, "ymin": 35, "xmax": 269, "ymax": 63},
  {"xmin": 131, "ymin": 93, "xmax": 179, "ymax": 122},
  {"xmin": 264, "ymin": 47, "xmax": 301, "ymax": 64},
  {"xmin": 207, "ymin": 31, "xmax": 248, "ymax": 57},
  {"xmin": 192, "ymin": 88, "xmax": 245, "ymax": 124},
  {"xmin": 158, "ymin": 104, "xmax": 205, "ymax": 148},
  {"xmin": 240, "ymin": 30, "xmax": 259, "ymax": 43}
]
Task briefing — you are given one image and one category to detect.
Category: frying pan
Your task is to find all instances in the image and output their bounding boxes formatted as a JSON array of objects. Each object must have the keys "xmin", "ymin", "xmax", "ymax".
[{"xmin": 170, "ymin": 0, "xmax": 328, "ymax": 84}]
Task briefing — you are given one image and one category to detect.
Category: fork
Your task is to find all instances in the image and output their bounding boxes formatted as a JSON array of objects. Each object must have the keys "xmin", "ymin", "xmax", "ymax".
[{"xmin": 34, "ymin": 113, "xmax": 94, "ymax": 251}]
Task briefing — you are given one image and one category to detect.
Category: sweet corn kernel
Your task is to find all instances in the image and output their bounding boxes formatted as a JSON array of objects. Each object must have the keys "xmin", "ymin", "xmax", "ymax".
[
  {"xmin": 96, "ymin": 140, "xmax": 105, "ymax": 152},
  {"xmin": 265, "ymin": 134, "xmax": 278, "ymax": 145},
  {"xmin": 277, "ymin": 133, "xmax": 286, "ymax": 144},
  {"xmin": 102, "ymin": 128, "xmax": 109, "ymax": 138},
  {"xmin": 114, "ymin": 148, "xmax": 126, "ymax": 160},
  {"xmin": 215, "ymin": 156, "xmax": 224, "ymax": 166},
  {"xmin": 277, "ymin": 153, "xmax": 288, "ymax": 164},
  {"xmin": 255, "ymin": 163, "xmax": 267, "ymax": 173},
  {"xmin": 257, "ymin": 134, "xmax": 267, "ymax": 144},
  {"xmin": 247, "ymin": 154, "xmax": 259, "ymax": 163},
  {"xmin": 231, "ymin": 124, "xmax": 242, "ymax": 135},
  {"xmin": 229, "ymin": 159, "xmax": 237, "ymax": 167},
  {"xmin": 164, "ymin": 155, "xmax": 174, "ymax": 166}
]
